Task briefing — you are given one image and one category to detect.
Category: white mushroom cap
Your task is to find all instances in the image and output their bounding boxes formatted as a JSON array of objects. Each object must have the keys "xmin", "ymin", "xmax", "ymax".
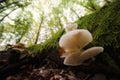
[
  {"xmin": 64, "ymin": 47, "xmax": 104, "ymax": 66},
  {"xmin": 63, "ymin": 50, "xmax": 82, "ymax": 66},
  {"xmin": 73, "ymin": 29, "xmax": 93, "ymax": 48},
  {"xmin": 59, "ymin": 29, "xmax": 93, "ymax": 57},
  {"xmin": 78, "ymin": 47, "xmax": 104, "ymax": 62},
  {"xmin": 59, "ymin": 31, "xmax": 79, "ymax": 51},
  {"xmin": 65, "ymin": 23, "xmax": 78, "ymax": 32}
]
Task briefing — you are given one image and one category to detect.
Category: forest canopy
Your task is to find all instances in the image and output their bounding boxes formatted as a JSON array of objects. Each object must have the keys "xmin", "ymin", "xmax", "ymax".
[{"xmin": 0, "ymin": 0, "xmax": 112, "ymax": 47}]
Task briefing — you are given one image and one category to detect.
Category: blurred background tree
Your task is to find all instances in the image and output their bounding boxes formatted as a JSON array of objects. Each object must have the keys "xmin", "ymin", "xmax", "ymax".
[{"xmin": 0, "ymin": 0, "xmax": 113, "ymax": 46}]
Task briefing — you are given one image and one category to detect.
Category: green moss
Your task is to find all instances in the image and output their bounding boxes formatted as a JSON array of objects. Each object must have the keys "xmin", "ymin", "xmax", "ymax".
[
  {"xmin": 76, "ymin": 1, "xmax": 120, "ymax": 70},
  {"xmin": 28, "ymin": 29, "xmax": 64, "ymax": 55},
  {"xmin": 77, "ymin": 1, "xmax": 120, "ymax": 49}
]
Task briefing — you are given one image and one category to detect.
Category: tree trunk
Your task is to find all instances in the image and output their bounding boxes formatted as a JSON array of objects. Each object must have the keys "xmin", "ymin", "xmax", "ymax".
[{"xmin": 34, "ymin": 15, "xmax": 44, "ymax": 44}]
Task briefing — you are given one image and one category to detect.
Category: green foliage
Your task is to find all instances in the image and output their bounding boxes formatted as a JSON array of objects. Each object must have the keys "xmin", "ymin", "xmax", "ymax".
[
  {"xmin": 79, "ymin": 0, "xmax": 103, "ymax": 12},
  {"xmin": 13, "ymin": 11, "xmax": 33, "ymax": 42},
  {"xmin": 76, "ymin": 1, "xmax": 120, "ymax": 49},
  {"xmin": 28, "ymin": 29, "xmax": 64, "ymax": 55},
  {"xmin": 0, "ymin": 10, "xmax": 33, "ymax": 43}
]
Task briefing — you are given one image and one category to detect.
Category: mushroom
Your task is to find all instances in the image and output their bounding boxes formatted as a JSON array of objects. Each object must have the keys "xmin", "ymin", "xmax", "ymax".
[
  {"xmin": 65, "ymin": 23, "xmax": 78, "ymax": 32},
  {"xmin": 60, "ymin": 48, "xmax": 81, "ymax": 58},
  {"xmin": 64, "ymin": 47, "xmax": 104, "ymax": 66},
  {"xmin": 59, "ymin": 29, "xmax": 93, "ymax": 58},
  {"xmin": 63, "ymin": 50, "xmax": 82, "ymax": 66},
  {"xmin": 59, "ymin": 23, "xmax": 104, "ymax": 66}
]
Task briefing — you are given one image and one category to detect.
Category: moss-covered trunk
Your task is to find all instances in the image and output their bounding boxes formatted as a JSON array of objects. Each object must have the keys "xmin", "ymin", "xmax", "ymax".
[{"xmin": 76, "ymin": 0, "xmax": 120, "ymax": 72}]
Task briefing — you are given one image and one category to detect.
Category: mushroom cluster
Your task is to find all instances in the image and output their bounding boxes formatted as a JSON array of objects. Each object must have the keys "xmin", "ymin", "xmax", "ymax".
[{"xmin": 59, "ymin": 23, "xmax": 104, "ymax": 66}]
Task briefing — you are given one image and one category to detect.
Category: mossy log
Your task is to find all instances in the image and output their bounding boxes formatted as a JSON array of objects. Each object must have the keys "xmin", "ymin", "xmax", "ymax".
[{"xmin": 76, "ymin": 0, "xmax": 120, "ymax": 74}]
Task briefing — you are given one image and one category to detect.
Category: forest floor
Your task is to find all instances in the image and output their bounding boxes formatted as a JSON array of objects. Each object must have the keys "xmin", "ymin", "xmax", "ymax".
[
  {"xmin": 4, "ymin": 61, "xmax": 120, "ymax": 80},
  {"xmin": 0, "ymin": 47, "xmax": 120, "ymax": 80}
]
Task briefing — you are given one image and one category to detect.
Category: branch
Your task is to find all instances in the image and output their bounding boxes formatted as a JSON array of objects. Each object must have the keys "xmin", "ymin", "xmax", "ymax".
[
  {"xmin": 104, "ymin": 0, "xmax": 111, "ymax": 4},
  {"xmin": 82, "ymin": 5, "xmax": 95, "ymax": 11},
  {"xmin": 0, "ymin": 1, "xmax": 19, "ymax": 9},
  {"xmin": 88, "ymin": 0, "xmax": 97, "ymax": 11},
  {"xmin": 81, "ymin": 0, "xmax": 97, "ymax": 11},
  {"xmin": 58, "ymin": 17, "xmax": 63, "ymax": 29},
  {"xmin": 70, "ymin": 8, "xmax": 80, "ymax": 19},
  {"xmin": 0, "ymin": 7, "xmax": 18, "ymax": 23},
  {"xmin": 34, "ymin": 15, "xmax": 44, "ymax": 44},
  {"xmin": 16, "ymin": 31, "xmax": 26, "ymax": 43},
  {"xmin": 0, "ymin": 26, "xmax": 4, "ymax": 38}
]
